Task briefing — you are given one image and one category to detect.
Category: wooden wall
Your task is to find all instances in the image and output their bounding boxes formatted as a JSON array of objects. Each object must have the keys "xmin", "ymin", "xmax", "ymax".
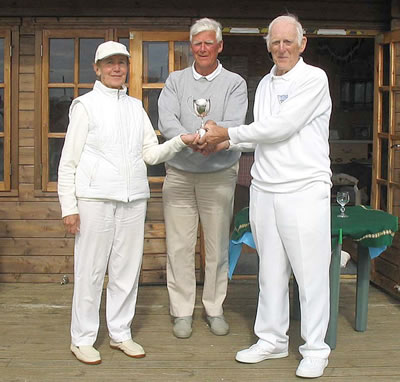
[{"xmin": 0, "ymin": 0, "xmax": 394, "ymax": 283}]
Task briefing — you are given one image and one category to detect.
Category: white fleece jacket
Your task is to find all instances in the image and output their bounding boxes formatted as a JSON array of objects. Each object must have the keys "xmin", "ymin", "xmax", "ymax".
[{"xmin": 58, "ymin": 81, "xmax": 186, "ymax": 218}]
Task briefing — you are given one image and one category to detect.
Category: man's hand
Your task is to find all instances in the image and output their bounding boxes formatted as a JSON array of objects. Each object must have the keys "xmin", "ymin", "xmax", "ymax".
[
  {"xmin": 202, "ymin": 120, "xmax": 230, "ymax": 145},
  {"xmin": 63, "ymin": 214, "xmax": 80, "ymax": 235}
]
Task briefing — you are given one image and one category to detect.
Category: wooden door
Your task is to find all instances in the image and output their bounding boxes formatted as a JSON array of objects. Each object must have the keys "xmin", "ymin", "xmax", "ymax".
[
  {"xmin": 370, "ymin": 30, "xmax": 400, "ymax": 299},
  {"xmin": 128, "ymin": 31, "xmax": 204, "ymax": 284}
]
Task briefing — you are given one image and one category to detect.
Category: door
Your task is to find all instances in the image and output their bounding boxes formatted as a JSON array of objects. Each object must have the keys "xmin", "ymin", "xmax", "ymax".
[
  {"xmin": 128, "ymin": 31, "xmax": 205, "ymax": 284},
  {"xmin": 371, "ymin": 30, "xmax": 400, "ymax": 299}
]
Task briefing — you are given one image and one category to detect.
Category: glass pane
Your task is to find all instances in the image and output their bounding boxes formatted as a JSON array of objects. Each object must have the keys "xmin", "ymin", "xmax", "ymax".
[
  {"xmin": 380, "ymin": 138, "xmax": 388, "ymax": 180},
  {"xmin": 0, "ymin": 138, "xmax": 3, "ymax": 181},
  {"xmin": 49, "ymin": 138, "xmax": 65, "ymax": 182},
  {"xmin": 396, "ymin": 42, "xmax": 400, "ymax": 87},
  {"xmin": 49, "ymin": 88, "xmax": 74, "ymax": 133},
  {"xmin": 382, "ymin": 43, "xmax": 390, "ymax": 87},
  {"xmin": 174, "ymin": 42, "xmax": 193, "ymax": 70},
  {"xmin": 79, "ymin": 38, "xmax": 104, "ymax": 83},
  {"xmin": 147, "ymin": 135, "xmax": 167, "ymax": 177},
  {"xmin": 392, "ymin": 143, "xmax": 400, "ymax": 183},
  {"xmin": 119, "ymin": 38, "xmax": 129, "ymax": 51},
  {"xmin": 143, "ymin": 88, "xmax": 161, "ymax": 129},
  {"xmin": 118, "ymin": 38, "xmax": 130, "ymax": 84},
  {"xmin": 143, "ymin": 42, "xmax": 168, "ymax": 83},
  {"xmin": 379, "ymin": 184, "xmax": 387, "ymax": 211},
  {"xmin": 382, "ymin": 91, "xmax": 390, "ymax": 133},
  {"xmin": 78, "ymin": 88, "xmax": 91, "ymax": 96},
  {"xmin": 49, "ymin": 39, "xmax": 74, "ymax": 83},
  {"xmin": 0, "ymin": 88, "xmax": 3, "ymax": 133},
  {"xmin": 395, "ymin": 92, "xmax": 400, "ymax": 135},
  {"xmin": 0, "ymin": 38, "xmax": 4, "ymax": 83}
]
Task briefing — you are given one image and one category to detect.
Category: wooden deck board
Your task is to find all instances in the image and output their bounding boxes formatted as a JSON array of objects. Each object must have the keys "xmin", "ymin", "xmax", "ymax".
[{"xmin": 0, "ymin": 279, "xmax": 399, "ymax": 381}]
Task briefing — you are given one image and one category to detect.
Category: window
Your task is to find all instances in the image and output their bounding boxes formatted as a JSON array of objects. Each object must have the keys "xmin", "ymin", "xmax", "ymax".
[
  {"xmin": 41, "ymin": 30, "xmax": 108, "ymax": 191},
  {"xmin": 129, "ymin": 31, "xmax": 192, "ymax": 182},
  {"xmin": 0, "ymin": 30, "xmax": 11, "ymax": 191}
]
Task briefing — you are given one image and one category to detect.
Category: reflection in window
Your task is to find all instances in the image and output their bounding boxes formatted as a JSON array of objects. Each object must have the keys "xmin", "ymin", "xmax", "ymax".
[
  {"xmin": 0, "ymin": 88, "xmax": 3, "ymax": 133},
  {"xmin": 50, "ymin": 39, "xmax": 74, "ymax": 83},
  {"xmin": 0, "ymin": 138, "xmax": 3, "ymax": 181},
  {"xmin": 0, "ymin": 38, "xmax": 3, "ymax": 83},
  {"xmin": 79, "ymin": 38, "xmax": 104, "ymax": 83},
  {"xmin": 382, "ymin": 43, "xmax": 390, "ymax": 87},
  {"xmin": 382, "ymin": 91, "xmax": 390, "ymax": 134},
  {"xmin": 119, "ymin": 38, "xmax": 130, "ymax": 84},
  {"xmin": 49, "ymin": 88, "xmax": 74, "ymax": 133},
  {"xmin": 49, "ymin": 138, "xmax": 65, "ymax": 182},
  {"xmin": 78, "ymin": 88, "xmax": 92, "ymax": 96},
  {"xmin": 143, "ymin": 88, "xmax": 161, "ymax": 129},
  {"xmin": 143, "ymin": 42, "xmax": 168, "ymax": 83},
  {"xmin": 381, "ymin": 138, "xmax": 388, "ymax": 180},
  {"xmin": 174, "ymin": 42, "xmax": 193, "ymax": 69}
]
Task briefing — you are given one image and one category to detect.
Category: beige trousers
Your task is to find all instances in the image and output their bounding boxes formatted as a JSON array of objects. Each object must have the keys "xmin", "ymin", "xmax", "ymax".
[{"xmin": 162, "ymin": 163, "xmax": 238, "ymax": 317}]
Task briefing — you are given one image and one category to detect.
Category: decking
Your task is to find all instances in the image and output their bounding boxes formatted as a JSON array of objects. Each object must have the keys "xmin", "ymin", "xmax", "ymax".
[{"xmin": 0, "ymin": 279, "xmax": 399, "ymax": 381}]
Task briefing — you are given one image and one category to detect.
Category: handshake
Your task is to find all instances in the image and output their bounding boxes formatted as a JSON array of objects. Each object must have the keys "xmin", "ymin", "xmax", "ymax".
[{"xmin": 181, "ymin": 120, "xmax": 230, "ymax": 156}]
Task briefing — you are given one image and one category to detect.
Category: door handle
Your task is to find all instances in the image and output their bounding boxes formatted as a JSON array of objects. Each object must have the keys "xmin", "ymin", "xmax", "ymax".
[{"xmin": 390, "ymin": 144, "xmax": 400, "ymax": 149}]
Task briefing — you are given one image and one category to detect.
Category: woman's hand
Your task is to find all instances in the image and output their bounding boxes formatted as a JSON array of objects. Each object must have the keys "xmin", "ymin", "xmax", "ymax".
[
  {"xmin": 63, "ymin": 214, "xmax": 80, "ymax": 235},
  {"xmin": 181, "ymin": 132, "xmax": 200, "ymax": 145}
]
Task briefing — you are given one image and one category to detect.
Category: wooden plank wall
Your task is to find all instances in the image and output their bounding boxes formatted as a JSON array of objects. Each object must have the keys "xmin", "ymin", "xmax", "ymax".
[{"xmin": 0, "ymin": 0, "xmax": 394, "ymax": 282}]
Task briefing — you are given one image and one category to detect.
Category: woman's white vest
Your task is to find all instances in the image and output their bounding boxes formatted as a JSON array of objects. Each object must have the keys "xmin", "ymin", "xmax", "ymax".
[{"xmin": 72, "ymin": 81, "xmax": 150, "ymax": 202}]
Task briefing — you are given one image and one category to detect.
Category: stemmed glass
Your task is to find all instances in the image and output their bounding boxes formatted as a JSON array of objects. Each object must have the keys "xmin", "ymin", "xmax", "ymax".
[{"xmin": 336, "ymin": 191, "xmax": 350, "ymax": 218}]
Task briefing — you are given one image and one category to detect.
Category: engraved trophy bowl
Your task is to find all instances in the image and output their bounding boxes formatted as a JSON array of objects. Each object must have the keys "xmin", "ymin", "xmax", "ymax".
[{"xmin": 188, "ymin": 97, "xmax": 211, "ymax": 137}]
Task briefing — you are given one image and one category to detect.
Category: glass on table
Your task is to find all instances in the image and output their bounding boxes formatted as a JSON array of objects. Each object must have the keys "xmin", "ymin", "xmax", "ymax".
[{"xmin": 336, "ymin": 191, "xmax": 350, "ymax": 218}]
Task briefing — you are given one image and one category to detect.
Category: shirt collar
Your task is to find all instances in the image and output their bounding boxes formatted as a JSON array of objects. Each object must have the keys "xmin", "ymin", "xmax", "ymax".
[
  {"xmin": 192, "ymin": 61, "xmax": 222, "ymax": 81},
  {"xmin": 271, "ymin": 57, "xmax": 304, "ymax": 81}
]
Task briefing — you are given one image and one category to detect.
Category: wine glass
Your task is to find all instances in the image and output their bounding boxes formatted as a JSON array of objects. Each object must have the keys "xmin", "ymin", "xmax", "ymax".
[{"xmin": 336, "ymin": 191, "xmax": 350, "ymax": 218}]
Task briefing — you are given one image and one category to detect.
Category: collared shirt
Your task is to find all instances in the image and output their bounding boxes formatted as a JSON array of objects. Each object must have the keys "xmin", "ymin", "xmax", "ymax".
[{"xmin": 192, "ymin": 60, "xmax": 222, "ymax": 81}]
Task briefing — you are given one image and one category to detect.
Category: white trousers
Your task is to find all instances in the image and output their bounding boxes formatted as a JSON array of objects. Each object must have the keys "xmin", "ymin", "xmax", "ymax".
[
  {"xmin": 71, "ymin": 199, "xmax": 146, "ymax": 346},
  {"xmin": 163, "ymin": 163, "xmax": 238, "ymax": 317},
  {"xmin": 250, "ymin": 183, "xmax": 331, "ymax": 359}
]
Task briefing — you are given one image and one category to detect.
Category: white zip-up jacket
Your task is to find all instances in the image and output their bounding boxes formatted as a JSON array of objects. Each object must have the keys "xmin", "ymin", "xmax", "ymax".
[{"xmin": 58, "ymin": 80, "xmax": 186, "ymax": 218}]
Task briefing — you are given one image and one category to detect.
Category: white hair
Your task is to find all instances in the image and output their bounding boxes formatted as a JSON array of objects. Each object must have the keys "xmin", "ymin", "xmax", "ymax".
[
  {"xmin": 190, "ymin": 18, "xmax": 223, "ymax": 43},
  {"xmin": 264, "ymin": 14, "xmax": 304, "ymax": 49}
]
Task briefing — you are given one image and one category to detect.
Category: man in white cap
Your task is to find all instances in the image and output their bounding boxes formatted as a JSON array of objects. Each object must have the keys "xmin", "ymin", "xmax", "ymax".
[{"xmin": 58, "ymin": 40, "xmax": 198, "ymax": 365}]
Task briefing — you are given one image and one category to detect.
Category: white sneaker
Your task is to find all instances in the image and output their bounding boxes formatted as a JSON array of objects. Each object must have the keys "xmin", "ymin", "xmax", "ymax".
[
  {"xmin": 296, "ymin": 357, "xmax": 328, "ymax": 378},
  {"xmin": 70, "ymin": 344, "xmax": 101, "ymax": 365},
  {"xmin": 235, "ymin": 343, "xmax": 288, "ymax": 364},
  {"xmin": 110, "ymin": 339, "xmax": 145, "ymax": 358}
]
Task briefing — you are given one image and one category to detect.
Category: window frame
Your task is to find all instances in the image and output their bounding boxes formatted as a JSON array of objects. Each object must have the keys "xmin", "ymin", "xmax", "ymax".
[{"xmin": 40, "ymin": 29, "xmax": 110, "ymax": 192}]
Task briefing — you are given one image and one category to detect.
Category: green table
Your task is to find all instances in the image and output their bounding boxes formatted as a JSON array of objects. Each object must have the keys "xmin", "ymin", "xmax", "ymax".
[
  {"xmin": 326, "ymin": 205, "xmax": 397, "ymax": 349},
  {"xmin": 230, "ymin": 205, "xmax": 398, "ymax": 349}
]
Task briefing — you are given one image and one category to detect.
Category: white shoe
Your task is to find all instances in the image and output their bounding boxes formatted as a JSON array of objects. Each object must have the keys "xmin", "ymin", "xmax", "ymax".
[
  {"xmin": 235, "ymin": 343, "xmax": 288, "ymax": 364},
  {"xmin": 70, "ymin": 344, "xmax": 101, "ymax": 365},
  {"xmin": 110, "ymin": 339, "xmax": 145, "ymax": 358},
  {"xmin": 296, "ymin": 357, "xmax": 328, "ymax": 378}
]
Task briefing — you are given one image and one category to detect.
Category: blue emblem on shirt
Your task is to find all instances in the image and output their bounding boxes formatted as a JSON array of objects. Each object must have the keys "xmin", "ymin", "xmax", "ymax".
[{"xmin": 278, "ymin": 94, "xmax": 288, "ymax": 103}]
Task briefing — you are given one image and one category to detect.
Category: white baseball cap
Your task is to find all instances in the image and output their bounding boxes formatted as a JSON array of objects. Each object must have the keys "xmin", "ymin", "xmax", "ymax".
[{"xmin": 94, "ymin": 41, "xmax": 130, "ymax": 63}]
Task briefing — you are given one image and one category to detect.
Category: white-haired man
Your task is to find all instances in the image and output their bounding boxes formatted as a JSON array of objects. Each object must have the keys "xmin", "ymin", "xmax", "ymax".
[
  {"xmin": 202, "ymin": 14, "xmax": 332, "ymax": 378},
  {"xmin": 158, "ymin": 18, "xmax": 248, "ymax": 339}
]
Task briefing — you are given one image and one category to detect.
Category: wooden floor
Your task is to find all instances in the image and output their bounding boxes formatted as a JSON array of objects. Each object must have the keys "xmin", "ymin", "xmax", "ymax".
[{"xmin": 0, "ymin": 279, "xmax": 399, "ymax": 381}]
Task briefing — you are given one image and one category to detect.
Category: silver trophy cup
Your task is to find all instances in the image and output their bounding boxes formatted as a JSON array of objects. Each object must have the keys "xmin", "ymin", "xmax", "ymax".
[{"xmin": 189, "ymin": 97, "xmax": 211, "ymax": 137}]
